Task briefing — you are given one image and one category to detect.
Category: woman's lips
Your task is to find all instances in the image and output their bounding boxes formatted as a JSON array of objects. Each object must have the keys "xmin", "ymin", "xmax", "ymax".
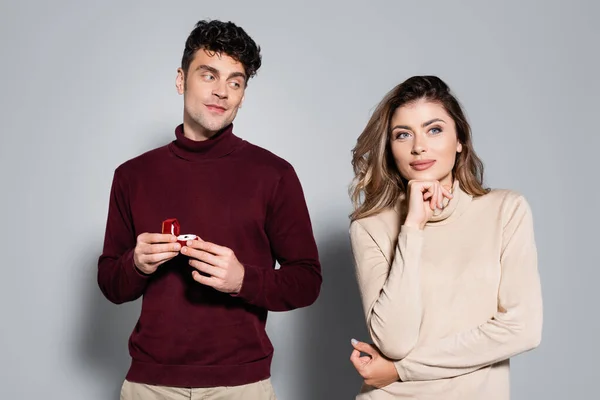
[{"xmin": 409, "ymin": 160, "xmax": 436, "ymax": 171}]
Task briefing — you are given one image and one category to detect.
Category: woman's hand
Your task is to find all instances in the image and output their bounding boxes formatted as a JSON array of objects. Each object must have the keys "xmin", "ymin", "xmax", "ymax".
[
  {"xmin": 404, "ymin": 180, "xmax": 453, "ymax": 229},
  {"xmin": 350, "ymin": 339, "xmax": 400, "ymax": 388}
]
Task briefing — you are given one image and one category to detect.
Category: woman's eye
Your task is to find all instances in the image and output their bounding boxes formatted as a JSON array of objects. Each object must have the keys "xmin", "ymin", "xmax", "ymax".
[
  {"xmin": 395, "ymin": 132, "xmax": 411, "ymax": 140},
  {"xmin": 430, "ymin": 127, "xmax": 442, "ymax": 134}
]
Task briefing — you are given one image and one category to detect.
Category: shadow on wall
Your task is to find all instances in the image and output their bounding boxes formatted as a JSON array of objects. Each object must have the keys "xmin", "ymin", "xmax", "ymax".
[
  {"xmin": 74, "ymin": 129, "xmax": 181, "ymax": 399},
  {"xmin": 298, "ymin": 230, "xmax": 369, "ymax": 400},
  {"xmin": 78, "ymin": 254, "xmax": 141, "ymax": 400}
]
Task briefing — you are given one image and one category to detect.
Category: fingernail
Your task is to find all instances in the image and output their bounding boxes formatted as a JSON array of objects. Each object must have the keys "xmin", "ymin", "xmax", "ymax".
[
  {"xmin": 187, "ymin": 240, "xmax": 193, "ymax": 246},
  {"xmin": 351, "ymin": 338, "xmax": 358, "ymax": 345},
  {"xmin": 181, "ymin": 247, "xmax": 187, "ymax": 254}
]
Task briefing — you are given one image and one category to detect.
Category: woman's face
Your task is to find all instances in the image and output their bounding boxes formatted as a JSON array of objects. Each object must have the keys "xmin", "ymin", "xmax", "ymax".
[{"xmin": 389, "ymin": 99, "xmax": 462, "ymax": 189}]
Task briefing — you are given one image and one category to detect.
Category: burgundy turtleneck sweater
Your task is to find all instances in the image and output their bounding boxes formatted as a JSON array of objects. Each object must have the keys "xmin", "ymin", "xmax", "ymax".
[{"xmin": 97, "ymin": 123, "xmax": 322, "ymax": 387}]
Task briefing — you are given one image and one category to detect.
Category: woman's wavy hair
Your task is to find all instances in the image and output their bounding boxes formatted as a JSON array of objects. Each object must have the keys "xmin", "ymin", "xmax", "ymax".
[{"xmin": 350, "ymin": 76, "xmax": 489, "ymax": 221}]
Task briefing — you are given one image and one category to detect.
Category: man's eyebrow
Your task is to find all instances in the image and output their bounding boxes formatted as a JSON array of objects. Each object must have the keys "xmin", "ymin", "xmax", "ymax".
[{"xmin": 196, "ymin": 65, "xmax": 219, "ymax": 75}]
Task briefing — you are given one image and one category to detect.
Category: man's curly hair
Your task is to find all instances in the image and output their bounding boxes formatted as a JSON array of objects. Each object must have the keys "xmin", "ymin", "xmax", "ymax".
[{"xmin": 181, "ymin": 20, "xmax": 262, "ymax": 83}]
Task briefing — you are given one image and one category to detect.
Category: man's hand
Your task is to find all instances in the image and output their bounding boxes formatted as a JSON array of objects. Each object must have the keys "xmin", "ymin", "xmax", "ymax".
[
  {"xmin": 350, "ymin": 339, "xmax": 400, "ymax": 388},
  {"xmin": 181, "ymin": 239, "xmax": 245, "ymax": 294},
  {"xmin": 133, "ymin": 233, "xmax": 181, "ymax": 275}
]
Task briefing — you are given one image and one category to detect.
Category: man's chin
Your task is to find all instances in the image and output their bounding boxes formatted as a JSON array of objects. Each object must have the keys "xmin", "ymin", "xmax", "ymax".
[{"xmin": 192, "ymin": 116, "xmax": 232, "ymax": 133}]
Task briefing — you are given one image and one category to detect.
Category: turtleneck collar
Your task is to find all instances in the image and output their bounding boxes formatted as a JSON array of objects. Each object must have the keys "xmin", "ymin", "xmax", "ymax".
[
  {"xmin": 396, "ymin": 179, "xmax": 472, "ymax": 226},
  {"xmin": 168, "ymin": 123, "xmax": 243, "ymax": 161}
]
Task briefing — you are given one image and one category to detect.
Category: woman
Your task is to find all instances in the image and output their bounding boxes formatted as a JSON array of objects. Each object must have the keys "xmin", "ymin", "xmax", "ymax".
[{"xmin": 347, "ymin": 76, "xmax": 543, "ymax": 400}]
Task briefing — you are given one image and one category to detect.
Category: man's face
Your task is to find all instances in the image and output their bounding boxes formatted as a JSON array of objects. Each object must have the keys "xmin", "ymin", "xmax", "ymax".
[{"xmin": 176, "ymin": 49, "xmax": 247, "ymax": 137}]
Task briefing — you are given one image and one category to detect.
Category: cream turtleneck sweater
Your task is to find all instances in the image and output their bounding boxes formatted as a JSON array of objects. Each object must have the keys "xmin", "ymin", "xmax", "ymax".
[{"xmin": 349, "ymin": 181, "xmax": 543, "ymax": 399}]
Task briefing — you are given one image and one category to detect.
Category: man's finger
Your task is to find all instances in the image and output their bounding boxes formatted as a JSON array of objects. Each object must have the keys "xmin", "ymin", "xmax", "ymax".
[
  {"xmin": 189, "ymin": 240, "xmax": 232, "ymax": 257},
  {"xmin": 142, "ymin": 251, "xmax": 179, "ymax": 265},
  {"xmin": 182, "ymin": 247, "xmax": 223, "ymax": 267},
  {"xmin": 192, "ymin": 270, "xmax": 220, "ymax": 287},
  {"xmin": 148, "ymin": 242, "xmax": 181, "ymax": 254},
  {"xmin": 189, "ymin": 259, "xmax": 224, "ymax": 278},
  {"xmin": 139, "ymin": 233, "xmax": 177, "ymax": 244}
]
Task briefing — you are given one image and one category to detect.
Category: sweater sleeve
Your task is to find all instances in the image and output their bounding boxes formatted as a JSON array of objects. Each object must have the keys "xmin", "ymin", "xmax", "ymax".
[
  {"xmin": 235, "ymin": 164, "xmax": 322, "ymax": 311},
  {"xmin": 350, "ymin": 221, "xmax": 425, "ymax": 360},
  {"xmin": 97, "ymin": 168, "xmax": 150, "ymax": 304},
  {"xmin": 395, "ymin": 195, "xmax": 543, "ymax": 381}
]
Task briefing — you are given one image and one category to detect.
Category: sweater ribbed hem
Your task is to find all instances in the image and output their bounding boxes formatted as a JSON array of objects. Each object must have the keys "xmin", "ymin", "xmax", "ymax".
[{"xmin": 125, "ymin": 355, "xmax": 272, "ymax": 388}]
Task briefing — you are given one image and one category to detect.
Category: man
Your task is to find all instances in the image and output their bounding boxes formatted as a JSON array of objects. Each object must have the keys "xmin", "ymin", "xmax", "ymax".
[{"xmin": 98, "ymin": 19, "xmax": 322, "ymax": 400}]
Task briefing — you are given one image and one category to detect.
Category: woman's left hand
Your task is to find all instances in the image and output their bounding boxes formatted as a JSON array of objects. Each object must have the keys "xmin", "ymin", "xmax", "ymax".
[{"xmin": 350, "ymin": 339, "xmax": 400, "ymax": 388}]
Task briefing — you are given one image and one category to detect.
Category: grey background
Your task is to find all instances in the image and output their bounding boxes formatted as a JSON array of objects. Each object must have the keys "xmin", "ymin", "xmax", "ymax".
[{"xmin": 1, "ymin": 0, "xmax": 598, "ymax": 399}]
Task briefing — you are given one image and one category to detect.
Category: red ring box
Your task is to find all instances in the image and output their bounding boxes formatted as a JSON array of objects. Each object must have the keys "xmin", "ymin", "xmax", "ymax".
[{"xmin": 162, "ymin": 218, "xmax": 197, "ymax": 246}]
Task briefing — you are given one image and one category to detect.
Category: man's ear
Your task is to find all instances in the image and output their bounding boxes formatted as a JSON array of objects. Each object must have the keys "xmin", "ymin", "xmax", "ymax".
[{"xmin": 176, "ymin": 68, "xmax": 185, "ymax": 94}]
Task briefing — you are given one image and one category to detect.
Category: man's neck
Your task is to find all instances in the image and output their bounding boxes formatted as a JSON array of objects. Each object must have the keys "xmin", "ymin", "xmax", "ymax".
[{"xmin": 182, "ymin": 116, "xmax": 218, "ymax": 142}]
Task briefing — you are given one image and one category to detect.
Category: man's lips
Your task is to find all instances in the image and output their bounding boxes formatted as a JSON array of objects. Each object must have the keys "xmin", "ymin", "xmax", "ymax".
[{"xmin": 206, "ymin": 104, "xmax": 226, "ymax": 113}]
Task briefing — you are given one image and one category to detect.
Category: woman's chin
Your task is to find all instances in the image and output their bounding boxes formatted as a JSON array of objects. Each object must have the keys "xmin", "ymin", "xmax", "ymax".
[{"xmin": 403, "ymin": 170, "xmax": 449, "ymax": 183}]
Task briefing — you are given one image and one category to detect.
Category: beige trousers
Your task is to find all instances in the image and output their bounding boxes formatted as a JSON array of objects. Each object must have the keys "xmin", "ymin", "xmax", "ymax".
[{"xmin": 120, "ymin": 378, "xmax": 277, "ymax": 400}]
